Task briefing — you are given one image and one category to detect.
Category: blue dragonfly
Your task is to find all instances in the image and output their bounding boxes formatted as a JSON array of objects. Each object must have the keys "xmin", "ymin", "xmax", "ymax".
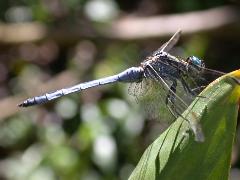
[{"xmin": 18, "ymin": 30, "xmax": 224, "ymax": 141}]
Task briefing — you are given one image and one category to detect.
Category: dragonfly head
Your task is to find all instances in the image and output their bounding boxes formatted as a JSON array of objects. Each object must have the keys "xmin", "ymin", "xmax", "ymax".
[{"xmin": 186, "ymin": 56, "xmax": 205, "ymax": 74}]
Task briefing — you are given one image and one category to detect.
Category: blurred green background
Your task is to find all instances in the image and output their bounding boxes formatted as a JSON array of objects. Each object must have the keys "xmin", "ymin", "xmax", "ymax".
[{"xmin": 0, "ymin": 0, "xmax": 239, "ymax": 179}]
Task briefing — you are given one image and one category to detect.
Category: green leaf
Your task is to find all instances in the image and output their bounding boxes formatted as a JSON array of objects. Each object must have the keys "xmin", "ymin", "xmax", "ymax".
[{"xmin": 129, "ymin": 70, "xmax": 240, "ymax": 180}]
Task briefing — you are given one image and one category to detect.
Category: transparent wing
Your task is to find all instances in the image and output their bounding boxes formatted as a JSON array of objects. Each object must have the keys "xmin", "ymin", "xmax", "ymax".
[
  {"xmin": 160, "ymin": 29, "xmax": 182, "ymax": 52},
  {"xmin": 144, "ymin": 65, "xmax": 189, "ymax": 117},
  {"xmin": 128, "ymin": 79, "xmax": 152, "ymax": 101},
  {"xmin": 129, "ymin": 78, "xmax": 176, "ymax": 122},
  {"xmin": 150, "ymin": 30, "xmax": 182, "ymax": 57},
  {"xmin": 133, "ymin": 59, "xmax": 224, "ymax": 122},
  {"xmin": 180, "ymin": 66, "xmax": 225, "ymax": 96},
  {"xmin": 144, "ymin": 64, "xmax": 207, "ymax": 140},
  {"xmin": 128, "ymin": 63, "xmax": 222, "ymax": 142},
  {"xmin": 128, "ymin": 68, "xmax": 193, "ymax": 124}
]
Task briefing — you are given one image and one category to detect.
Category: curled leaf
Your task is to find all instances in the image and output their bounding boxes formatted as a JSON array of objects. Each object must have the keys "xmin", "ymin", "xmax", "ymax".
[{"xmin": 129, "ymin": 70, "xmax": 240, "ymax": 180}]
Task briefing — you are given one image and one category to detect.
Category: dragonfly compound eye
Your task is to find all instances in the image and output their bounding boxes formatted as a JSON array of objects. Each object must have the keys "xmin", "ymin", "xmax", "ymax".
[{"xmin": 187, "ymin": 56, "xmax": 205, "ymax": 73}]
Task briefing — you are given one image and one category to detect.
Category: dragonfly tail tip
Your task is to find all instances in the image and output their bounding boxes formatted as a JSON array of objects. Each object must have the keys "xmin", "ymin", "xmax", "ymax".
[
  {"xmin": 17, "ymin": 102, "xmax": 24, "ymax": 107},
  {"xmin": 17, "ymin": 100, "xmax": 29, "ymax": 108}
]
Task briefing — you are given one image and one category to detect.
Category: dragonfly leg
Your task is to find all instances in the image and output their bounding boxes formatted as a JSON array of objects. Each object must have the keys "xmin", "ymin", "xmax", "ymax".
[
  {"xmin": 166, "ymin": 80, "xmax": 177, "ymax": 103},
  {"xmin": 165, "ymin": 80, "xmax": 179, "ymax": 117},
  {"xmin": 180, "ymin": 78, "xmax": 208, "ymax": 101},
  {"xmin": 165, "ymin": 80, "xmax": 191, "ymax": 118},
  {"xmin": 180, "ymin": 77, "xmax": 198, "ymax": 96}
]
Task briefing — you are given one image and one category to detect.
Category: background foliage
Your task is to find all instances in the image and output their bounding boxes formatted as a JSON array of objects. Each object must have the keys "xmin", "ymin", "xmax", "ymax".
[{"xmin": 0, "ymin": 0, "xmax": 239, "ymax": 179}]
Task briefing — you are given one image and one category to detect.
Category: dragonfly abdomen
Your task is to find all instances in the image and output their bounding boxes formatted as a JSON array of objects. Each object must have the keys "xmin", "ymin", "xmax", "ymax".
[
  {"xmin": 18, "ymin": 67, "xmax": 144, "ymax": 107},
  {"xmin": 18, "ymin": 95, "xmax": 48, "ymax": 107},
  {"xmin": 18, "ymin": 89, "xmax": 76, "ymax": 107},
  {"xmin": 118, "ymin": 67, "xmax": 143, "ymax": 82}
]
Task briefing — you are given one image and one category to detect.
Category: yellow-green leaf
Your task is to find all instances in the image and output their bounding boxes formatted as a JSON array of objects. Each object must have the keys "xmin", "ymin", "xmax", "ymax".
[{"xmin": 129, "ymin": 70, "xmax": 240, "ymax": 180}]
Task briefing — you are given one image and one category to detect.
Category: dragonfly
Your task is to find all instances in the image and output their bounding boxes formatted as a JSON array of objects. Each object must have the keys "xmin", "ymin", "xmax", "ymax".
[{"xmin": 18, "ymin": 30, "xmax": 224, "ymax": 141}]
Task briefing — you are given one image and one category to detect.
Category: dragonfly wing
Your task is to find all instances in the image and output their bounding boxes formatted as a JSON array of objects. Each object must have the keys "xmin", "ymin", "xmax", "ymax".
[
  {"xmin": 181, "ymin": 67, "xmax": 225, "ymax": 95},
  {"xmin": 128, "ymin": 78, "xmax": 177, "ymax": 123},
  {"xmin": 201, "ymin": 68, "xmax": 225, "ymax": 84},
  {"xmin": 160, "ymin": 29, "xmax": 182, "ymax": 53},
  {"xmin": 147, "ymin": 29, "xmax": 181, "ymax": 60},
  {"xmin": 145, "ymin": 65, "xmax": 189, "ymax": 114},
  {"xmin": 128, "ymin": 79, "xmax": 151, "ymax": 100},
  {"xmin": 143, "ymin": 64, "xmax": 205, "ymax": 138}
]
